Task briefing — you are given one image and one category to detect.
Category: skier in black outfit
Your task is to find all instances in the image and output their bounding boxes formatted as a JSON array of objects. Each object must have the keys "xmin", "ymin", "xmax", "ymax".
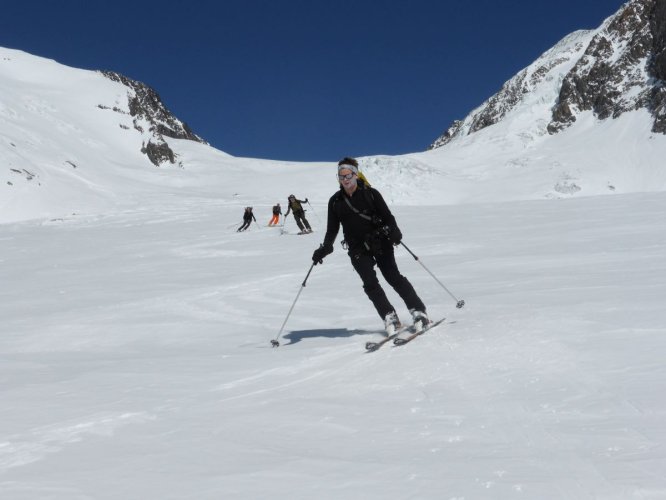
[
  {"xmin": 311, "ymin": 157, "xmax": 428, "ymax": 341},
  {"xmin": 237, "ymin": 206, "xmax": 257, "ymax": 232},
  {"xmin": 285, "ymin": 195, "xmax": 312, "ymax": 234}
]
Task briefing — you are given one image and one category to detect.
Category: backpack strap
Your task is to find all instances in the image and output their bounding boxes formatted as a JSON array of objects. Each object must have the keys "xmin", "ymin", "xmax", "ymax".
[
  {"xmin": 341, "ymin": 187, "xmax": 383, "ymax": 227},
  {"xmin": 342, "ymin": 194, "xmax": 373, "ymax": 221}
]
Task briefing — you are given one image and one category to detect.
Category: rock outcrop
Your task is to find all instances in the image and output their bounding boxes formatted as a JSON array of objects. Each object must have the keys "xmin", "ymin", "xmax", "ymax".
[
  {"xmin": 101, "ymin": 70, "xmax": 207, "ymax": 166},
  {"xmin": 430, "ymin": 0, "xmax": 666, "ymax": 149}
]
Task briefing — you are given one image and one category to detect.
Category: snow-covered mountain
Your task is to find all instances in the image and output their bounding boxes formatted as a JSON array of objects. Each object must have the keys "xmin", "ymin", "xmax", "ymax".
[
  {"xmin": 0, "ymin": 46, "xmax": 213, "ymax": 222},
  {"xmin": 430, "ymin": 0, "xmax": 666, "ymax": 147},
  {"xmin": 2, "ymin": 0, "xmax": 666, "ymax": 225},
  {"xmin": 0, "ymin": 47, "xmax": 335, "ymax": 223},
  {"xmin": 429, "ymin": 29, "xmax": 597, "ymax": 148},
  {"xmin": 407, "ymin": 0, "xmax": 666, "ymax": 204}
]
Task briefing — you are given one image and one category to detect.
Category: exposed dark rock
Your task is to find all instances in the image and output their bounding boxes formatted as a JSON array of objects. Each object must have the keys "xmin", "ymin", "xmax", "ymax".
[
  {"xmin": 103, "ymin": 70, "xmax": 204, "ymax": 143},
  {"xmin": 429, "ymin": 120, "xmax": 463, "ymax": 149},
  {"xmin": 648, "ymin": 0, "xmax": 666, "ymax": 132},
  {"xmin": 431, "ymin": 0, "xmax": 666, "ymax": 149},
  {"xmin": 548, "ymin": 0, "xmax": 665, "ymax": 134},
  {"xmin": 141, "ymin": 140, "xmax": 176, "ymax": 167},
  {"xmin": 547, "ymin": 101, "xmax": 576, "ymax": 134},
  {"xmin": 100, "ymin": 70, "xmax": 207, "ymax": 166}
]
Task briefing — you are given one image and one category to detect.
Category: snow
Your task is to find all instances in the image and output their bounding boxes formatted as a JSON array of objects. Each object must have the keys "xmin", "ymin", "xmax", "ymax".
[
  {"xmin": 2, "ymin": 194, "xmax": 666, "ymax": 499},
  {"xmin": 2, "ymin": 45, "xmax": 666, "ymax": 499}
]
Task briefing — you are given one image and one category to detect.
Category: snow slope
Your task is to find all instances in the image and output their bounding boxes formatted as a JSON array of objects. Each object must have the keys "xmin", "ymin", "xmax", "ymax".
[
  {"xmin": 2, "ymin": 38, "xmax": 666, "ymax": 499},
  {"xmin": 1, "ymin": 191, "xmax": 665, "ymax": 499}
]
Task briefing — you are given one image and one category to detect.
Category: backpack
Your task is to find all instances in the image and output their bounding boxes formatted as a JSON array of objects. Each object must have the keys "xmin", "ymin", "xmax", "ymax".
[{"xmin": 357, "ymin": 171, "xmax": 371, "ymax": 187}]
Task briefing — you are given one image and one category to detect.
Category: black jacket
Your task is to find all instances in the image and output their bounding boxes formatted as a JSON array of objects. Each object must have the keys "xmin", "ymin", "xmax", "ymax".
[{"xmin": 322, "ymin": 183, "xmax": 398, "ymax": 253}]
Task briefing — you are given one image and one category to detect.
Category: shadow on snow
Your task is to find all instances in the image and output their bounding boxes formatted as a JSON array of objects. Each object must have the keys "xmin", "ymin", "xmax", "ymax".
[{"xmin": 282, "ymin": 328, "xmax": 378, "ymax": 345}]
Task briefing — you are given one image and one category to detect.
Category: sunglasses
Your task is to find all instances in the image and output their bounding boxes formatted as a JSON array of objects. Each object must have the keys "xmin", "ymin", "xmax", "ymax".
[{"xmin": 337, "ymin": 172, "xmax": 356, "ymax": 181}]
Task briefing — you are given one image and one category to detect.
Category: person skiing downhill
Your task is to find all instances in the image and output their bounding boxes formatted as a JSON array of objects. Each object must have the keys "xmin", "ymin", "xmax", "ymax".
[
  {"xmin": 237, "ymin": 206, "xmax": 257, "ymax": 232},
  {"xmin": 285, "ymin": 195, "xmax": 312, "ymax": 234},
  {"xmin": 311, "ymin": 157, "xmax": 428, "ymax": 341},
  {"xmin": 269, "ymin": 203, "xmax": 282, "ymax": 226}
]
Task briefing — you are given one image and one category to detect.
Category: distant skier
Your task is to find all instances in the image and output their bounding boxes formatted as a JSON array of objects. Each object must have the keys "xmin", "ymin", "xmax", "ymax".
[
  {"xmin": 237, "ymin": 207, "xmax": 257, "ymax": 232},
  {"xmin": 268, "ymin": 203, "xmax": 282, "ymax": 226},
  {"xmin": 311, "ymin": 157, "xmax": 428, "ymax": 342},
  {"xmin": 285, "ymin": 194, "xmax": 312, "ymax": 234}
]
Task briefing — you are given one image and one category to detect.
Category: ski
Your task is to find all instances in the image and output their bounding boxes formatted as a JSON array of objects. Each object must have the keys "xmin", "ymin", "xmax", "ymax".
[
  {"xmin": 281, "ymin": 230, "xmax": 314, "ymax": 235},
  {"xmin": 365, "ymin": 334, "xmax": 397, "ymax": 352},
  {"xmin": 365, "ymin": 325, "xmax": 410, "ymax": 352},
  {"xmin": 393, "ymin": 318, "xmax": 446, "ymax": 346}
]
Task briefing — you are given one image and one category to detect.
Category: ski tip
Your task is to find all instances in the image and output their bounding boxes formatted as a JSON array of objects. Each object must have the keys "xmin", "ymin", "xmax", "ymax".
[{"xmin": 365, "ymin": 342, "xmax": 379, "ymax": 351}]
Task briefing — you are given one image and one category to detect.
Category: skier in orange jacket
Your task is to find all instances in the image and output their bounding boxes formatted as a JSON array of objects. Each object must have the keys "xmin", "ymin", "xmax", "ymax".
[{"xmin": 268, "ymin": 203, "xmax": 282, "ymax": 226}]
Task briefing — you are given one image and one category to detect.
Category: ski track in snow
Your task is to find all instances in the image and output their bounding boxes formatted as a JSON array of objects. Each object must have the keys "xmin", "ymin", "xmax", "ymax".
[{"xmin": 0, "ymin": 413, "xmax": 156, "ymax": 470}]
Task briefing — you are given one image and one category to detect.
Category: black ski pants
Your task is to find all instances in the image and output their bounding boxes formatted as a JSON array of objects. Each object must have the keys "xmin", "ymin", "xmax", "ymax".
[
  {"xmin": 237, "ymin": 220, "xmax": 251, "ymax": 231},
  {"xmin": 349, "ymin": 241, "xmax": 425, "ymax": 321},
  {"xmin": 292, "ymin": 210, "xmax": 311, "ymax": 231}
]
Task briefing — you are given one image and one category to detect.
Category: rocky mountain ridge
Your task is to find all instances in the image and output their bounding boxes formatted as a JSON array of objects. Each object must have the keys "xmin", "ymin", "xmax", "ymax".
[
  {"xmin": 431, "ymin": 0, "xmax": 666, "ymax": 148},
  {"xmin": 100, "ymin": 71, "xmax": 207, "ymax": 166}
]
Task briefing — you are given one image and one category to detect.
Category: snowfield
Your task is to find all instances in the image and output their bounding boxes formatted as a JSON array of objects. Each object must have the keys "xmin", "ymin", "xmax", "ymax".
[{"xmin": 2, "ymin": 192, "xmax": 666, "ymax": 499}]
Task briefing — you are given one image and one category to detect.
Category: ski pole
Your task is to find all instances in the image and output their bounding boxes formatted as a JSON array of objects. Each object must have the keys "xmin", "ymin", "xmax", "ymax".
[
  {"xmin": 271, "ymin": 262, "xmax": 316, "ymax": 347},
  {"xmin": 400, "ymin": 242, "xmax": 465, "ymax": 309},
  {"xmin": 306, "ymin": 200, "xmax": 323, "ymax": 227},
  {"xmin": 280, "ymin": 214, "xmax": 289, "ymax": 235}
]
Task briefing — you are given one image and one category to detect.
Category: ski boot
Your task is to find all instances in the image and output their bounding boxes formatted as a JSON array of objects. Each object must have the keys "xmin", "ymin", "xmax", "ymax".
[
  {"xmin": 382, "ymin": 311, "xmax": 401, "ymax": 338},
  {"xmin": 410, "ymin": 309, "xmax": 430, "ymax": 333}
]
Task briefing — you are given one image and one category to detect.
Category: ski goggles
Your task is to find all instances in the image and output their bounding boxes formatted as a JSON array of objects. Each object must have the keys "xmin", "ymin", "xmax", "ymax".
[{"xmin": 337, "ymin": 172, "xmax": 356, "ymax": 181}]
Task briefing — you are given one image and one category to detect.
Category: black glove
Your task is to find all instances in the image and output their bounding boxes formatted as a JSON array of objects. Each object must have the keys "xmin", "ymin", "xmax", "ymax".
[
  {"xmin": 388, "ymin": 226, "xmax": 402, "ymax": 245},
  {"xmin": 304, "ymin": 198, "xmax": 309, "ymax": 203},
  {"xmin": 312, "ymin": 243, "xmax": 333, "ymax": 264}
]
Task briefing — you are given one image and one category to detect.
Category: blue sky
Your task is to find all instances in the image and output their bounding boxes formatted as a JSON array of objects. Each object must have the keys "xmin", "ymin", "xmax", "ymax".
[{"xmin": 2, "ymin": 0, "xmax": 627, "ymax": 161}]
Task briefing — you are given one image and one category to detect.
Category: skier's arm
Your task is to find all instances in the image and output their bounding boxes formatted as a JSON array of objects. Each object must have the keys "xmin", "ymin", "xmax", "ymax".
[
  {"xmin": 371, "ymin": 188, "xmax": 402, "ymax": 243},
  {"xmin": 321, "ymin": 196, "xmax": 340, "ymax": 252},
  {"xmin": 312, "ymin": 197, "xmax": 340, "ymax": 263}
]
